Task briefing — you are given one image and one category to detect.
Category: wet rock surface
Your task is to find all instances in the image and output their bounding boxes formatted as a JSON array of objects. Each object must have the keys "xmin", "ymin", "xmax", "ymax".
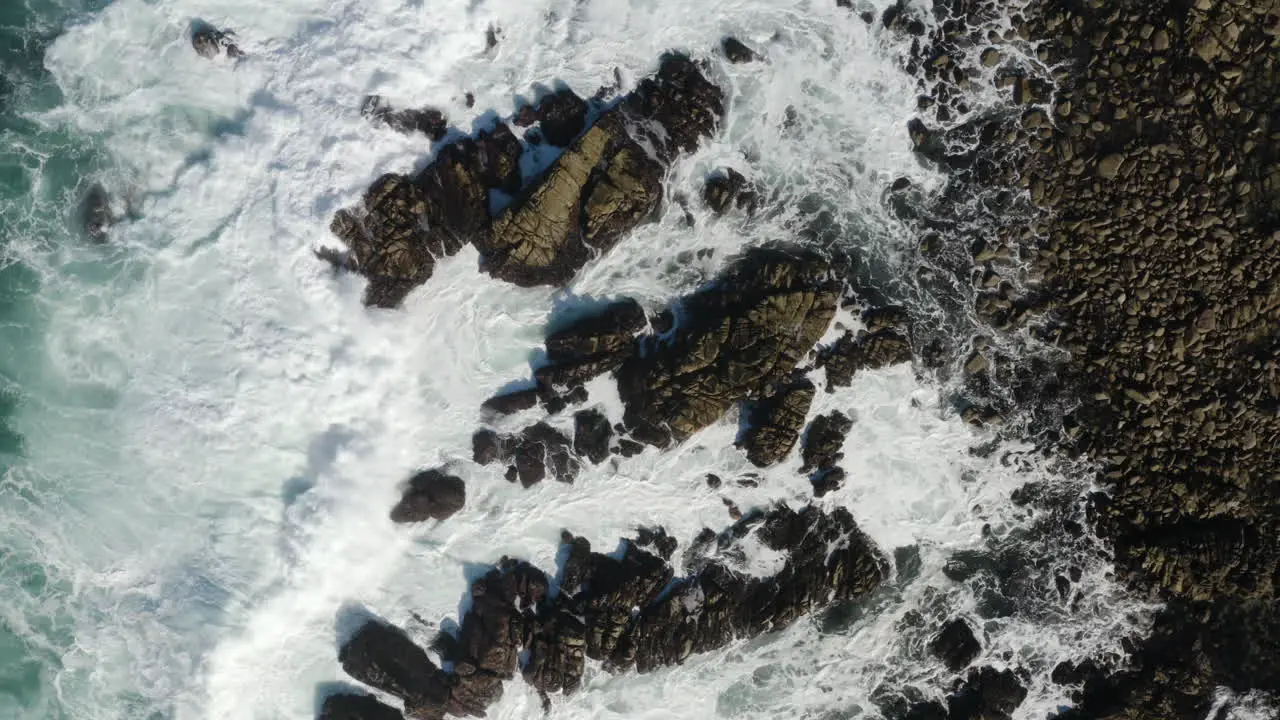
[
  {"xmin": 331, "ymin": 505, "xmax": 887, "ymax": 718},
  {"xmin": 816, "ymin": 329, "xmax": 913, "ymax": 389},
  {"xmin": 702, "ymin": 167, "xmax": 757, "ymax": 214},
  {"xmin": 324, "ymin": 54, "xmax": 723, "ymax": 305},
  {"xmin": 738, "ymin": 378, "xmax": 814, "ymax": 467},
  {"xmin": 318, "ymin": 693, "xmax": 404, "ymax": 720},
  {"xmin": 800, "ymin": 410, "xmax": 852, "ymax": 473},
  {"xmin": 928, "ymin": 617, "xmax": 981, "ymax": 672},
  {"xmin": 389, "ymin": 469, "xmax": 466, "ymax": 523},
  {"xmin": 618, "ymin": 248, "xmax": 839, "ymax": 446},
  {"xmin": 192, "ymin": 25, "xmax": 244, "ymax": 60}
]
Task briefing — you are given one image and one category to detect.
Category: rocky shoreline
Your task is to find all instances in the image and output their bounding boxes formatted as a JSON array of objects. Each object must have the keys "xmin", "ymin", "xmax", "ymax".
[{"xmin": 889, "ymin": 0, "xmax": 1280, "ymax": 716}]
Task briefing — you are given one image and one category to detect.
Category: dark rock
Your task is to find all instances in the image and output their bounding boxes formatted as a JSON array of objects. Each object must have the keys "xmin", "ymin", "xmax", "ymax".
[
  {"xmin": 361, "ymin": 96, "xmax": 448, "ymax": 141},
  {"xmin": 947, "ymin": 666, "xmax": 1027, "ymax": 720},
  {"xmin": 705, "ymin": 473, "xmax": 722, "ymax": 489},
  {"xmin": 811, "ymin": 466, "xmax": 845, "ymax": 497},
  {"xmin": 481, "ymin": 388, "xmax": 540, "ymax": 416},
  {"xmin": 319, "ymin": 693, "xmax": 404, "ymax": 720},
  {"xmin": 624, "ymin": 54, "xmax": 726, "ymax": 162},
  {"xmin": 633, "ymin": 526, "xmax": 678, "ymax": 560},
  {"xmin": 618, "ymin": 248, "xmax": 838, "ymax": 446},
  {"xmin": 721, "ymin": 36, "xmax": 758, "ymax": 63},
  {"xmin": 511, "ymin": 423, "xmax": 579, "ymax": 486},
  {"xmin": 800, "ymin": 411, "xmax": 853, "ymax": 472},
  {"xmin": 904, "ymin": 701, "xmax": 950, "ymax": 720},
  {"xmin": 535, "ymin": 299, "xmax": 648, "ymax": 390},
  {"xmin": 703, "ymin": 168, "xmax": 756, "ymax": 214},
  {"xmin": 614, "ymin": 438, "xmax": 645, "ymax": 457},
  {"xmin": 192, "ymin": 26, "xmax": 244, "ymax": 60},
  {"xmin": 816, "ymin": 329, "xmax": 913, "ymax": 389},
  {"xmin": 390, "ymin": 469, "xmax": 466, "ymax": 523},
  {"xmin": 929, "ymin": 617, "xmax": 981, "ymax": 672},
  {"xmin": 339, "ymin": 622, "xmax": 451, "ymax": 715},
  {"xmin": 535, "ymin": 89, "xmax": 589, "ymax": 147},
  {"xmin": 80, "ymin": 183, "xmax": 113, "ymax": 242},
  {"xmin": 541, "ymin": 385, "xmax": 589, "ymax": 415},
  {"xmin": 472, "ymin": 429, "xmax": 508, "ymax": 465},
  {"xmin": 573, "ymin": 408, "xmax": 612, "ymax": 464},
  {"xmin": 739, "ymin": 379, "xmax": 815, "ymax": 467}
]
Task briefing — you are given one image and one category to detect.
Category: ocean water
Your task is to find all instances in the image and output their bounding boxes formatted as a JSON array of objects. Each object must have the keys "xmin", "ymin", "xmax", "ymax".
[{"xmin": 0, "ymin": 0, "xmax": 1181, "ymax": 718}]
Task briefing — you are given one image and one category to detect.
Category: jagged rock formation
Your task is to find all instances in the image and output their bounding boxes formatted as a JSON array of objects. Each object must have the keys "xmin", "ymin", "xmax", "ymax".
[
  {"xmin": 816, "ymin": 328, "xmax": 913, "ymax": 390},
  {"xmin": 929, "ymin": 617, "xmax": 981, "ymax": 672},
  {"xmin": 389, "ymin": 469, "xmax": 466, "ymax": 523},
  {"xmin": 322, "ymin": 54, "xmax": 724, "ymax": 306},
  {"xmin": 618, "ymin": 248, "xmax": 839, "ymax": 446},
  {"xmin": 702, "ymin": 167, "xmax": 757, "ymax": 214},
  {"xmin": 514, "ymin": 88, "xmax": 588, "ymax": 147},
  {"xmin": 738, "ymin": 379, "xmax": 815, "ymax": 467},
  {"xmin": 800, "ymin": 410, "xmax": 852, "ymax": 473},
  {"xmin": 331, "ymin": 505, "xmax": 887, "ymax": 719},
  {"xmin": 472, "ymin": 423, "xmax": 579, "ymax": 487}
]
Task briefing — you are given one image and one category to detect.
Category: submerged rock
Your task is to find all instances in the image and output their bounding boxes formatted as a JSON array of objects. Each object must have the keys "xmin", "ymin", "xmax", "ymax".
[
  {"xmin": 389, "ymin": 469, "xmax": 466, "ymax": 523},
  {"xmin": 618, "ymin": 248, "xmax": 838, "ymax": 446},
  {"xmin": 80, "ymin": 183, "xmax": 114, "ymax": 242},
  {"xmin": 360, "ymin": 96, "xmax": 448, "ymax": 141},
  {"xmin": 192, "ymin": 26, "xmax": 244, "ymax": 60},
  {"xmin": 703, "ymin": 167, "xmax": 756, "ymax": 214},
  {"xmin": 721, "ymin": 36, "xmax": 759, "ymax": 63}
]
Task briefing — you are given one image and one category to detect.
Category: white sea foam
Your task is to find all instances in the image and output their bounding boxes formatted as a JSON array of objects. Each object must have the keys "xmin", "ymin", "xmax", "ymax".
[{"xmin": 0, "ymin": 0, "xmax": 1162, "ymax": 718}]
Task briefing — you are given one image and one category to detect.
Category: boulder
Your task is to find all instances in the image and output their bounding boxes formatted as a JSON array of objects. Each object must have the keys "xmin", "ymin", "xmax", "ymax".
[
  {"xmin": 389, "ymin": 469, "xmax": 466, "ymax": 523},
  {"xmin": 929, "ymin": 617, "xmax": 982, "ymax": 672},
  {"xmin": 319, "ymin": 693, "xmax": 404, "ymax": 720},
  {"xmin": 338, "ymin": 622, "xmax": 452, "ymax": 716},
  {"xmin": 481, "ymin": 388, "xmax": 540, "ymax": 416},
  {"xmin": 572, "ymin": 408, "xmax": 613, "ymax": 464},
  {"xmin": 508, "ymin": 423, "xmax": 580, "ymax": 486},
  {"xmin": 618, "ymin": 248, "xmax": 839, "ymax": 446},
  {"xmin": 800, "ymin": 411, "xmax": 853, "ymax": 472},
  {"xmin": 739, "ymin": 379, "xmax": 815, "ymax": 467},
  {"xmin": 947, "ymin": 666, "xmax": 1028, "ymax": 720},
  {"xmin": 360, "ymin": 96, "xmax": 448, "ymax": 141},
  {"xmin": 192, "ymin": 26, "xmax": 244, "ymax": 60}
]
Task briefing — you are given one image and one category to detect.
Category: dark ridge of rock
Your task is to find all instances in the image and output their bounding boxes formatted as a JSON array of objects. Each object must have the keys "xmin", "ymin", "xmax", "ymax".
[
  {"xmin": 389, "ymin": 469, "xmax": 466, "ymax": 523},
  {"xmin": 535, "ymin": 299, "xmax": 648, "ymax": 390},
  {"xmin": 481, "ymin": 388, "xmax": 540, "ymax": 416},
  {"xmin": 811, "ymin": 466, "xmax": 845, "ymax": 498},
  {"xmin": 862, "ymin": 305, "xmax": 911, "ymax": 333},
  {"xmin": 318, "ymin": 693, "xmax": 404, "ymax": 720},
  {"xmin": 929, "ymin": 617, "xmax": 981, "ymax": 672},
  {"xmin": 80, "ymin": 183, "xmax": 113, "ymax": 242},
  {"xmin": 702, "ymin": 167, "xmax": 757, "ymax": 214},
  {"xmin": 816, "ymin": 329, "xmax": 913, "ymax": 390},
  {"xmin": 721, "ymin": 36, "xmax": 758, "ymax": 63},
  {"xmin": 947, "ymin": 666, "xmax": 1028, "ymax": 720},
  {"xmin": 338, "ymin": 622, "xmax": 452, "ymax": 718},
  {"xmin": 331, "ymin": 506, "xmax": 886, "ymax": 719},
  {"xmin": 633, "ymin": 526, "xmax": 677, "ymax": 560},
  {"xmin": 192, "ymin": 26, "xmax": 244, "ymax": 60},
  {"xmin": 617, "ymin": 248, "xmax": 839, "ymax": 447},
  {"xmin": 326, "ymin": 54, "xmax": 722, "ymax": 304},
  {"xmin": 539, "ymin": 384, "xmax": 589, "ymax": 415},
  {"xmin": 361, "ymin": 96, "xmax": 448, "ymax": 141},
  {"xmin": 738, "ymin": 379, "xmax": 815, "ymax": 467},
  {"xmin": 572, "ymin": 408, "xmax": 612, "ymax": 464},
  {"xmin": 800, "ymin": 410, "xmax": 853, "ymax": 473}
]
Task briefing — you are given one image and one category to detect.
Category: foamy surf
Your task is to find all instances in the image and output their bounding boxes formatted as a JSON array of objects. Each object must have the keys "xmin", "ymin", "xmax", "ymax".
[{"xmin": 0, "ymin": 0, "xmax": 1158, "ymax": 718}]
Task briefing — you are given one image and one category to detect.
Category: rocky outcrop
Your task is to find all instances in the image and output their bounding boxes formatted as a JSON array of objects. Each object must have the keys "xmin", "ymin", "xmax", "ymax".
[
  {"xmin": 361, "ymin": 96, "xmax": 448, "ymax": 141},
  {"xmin": 318, "ymin": 694, "xmax": 404, "ymax": 720},
  {"xmin": 816, "ymin": 329, "xmax": 913, "ymax": 390},
  {"xmin": 328, "ymin": 505, "xmax": 887, "ymax": 718},
  {"xmin": 389, "ymin": 469, "xmax": 466, "ymax": 523},
  {"xmin": 325, "ymin": 54, "xmax": 723, "ymax": 306},
  {"xmin": 738, "ymin": 379, "xmax": 815, "ymax": 467},
  {"xmin": 472, "ymin": 423, "xmax": 579, "ymax": 487},
  {"xmin": 338, "ymin": 622, "xmax": 452, "ymax": 719},
  {"xmin": 191, "ymin": 26, "xmax": 244, "ymax": 60},
  {"xmin": 800, "ymin": 410, "xmax": 852, "ymax": 473},
  {"xmin": 536, "ymin": 299, "xmax": 647, "ymax": 391},
  {"xmin": 618, "ymin": 248, "xmax": 839, "ymax": 446},
  {"xmin": 929, "ymin": 617, "xmax": 981, "ymax": 672}
]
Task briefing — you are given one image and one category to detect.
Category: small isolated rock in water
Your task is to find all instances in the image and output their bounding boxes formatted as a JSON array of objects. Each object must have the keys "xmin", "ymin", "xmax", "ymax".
[
  {"xmin": 928, "ymin": 617, "xmax": 981, "ymax": 672},
  {"xmin": 361, "ymin": 96, "xmax": 448, "ymax": 141},
  {"xmin": 702, "ymin": 167, "xmax": 756, "ymax": 214},
  {"xmin": 80, "ymin": 183, "xmax": 114, "ymax": 242},
  {"xmin": 721, "ymin": 36, "xmax": 758, "ymax": 63},
  {"xmin": 318, "ymin": 693, "xmax": 405, "ymax": 720},
  {"xmin": 191, "ymin": 26, "xmax": 244, "ymax": 60},
  {"xmin": 390, "ymin": 469, "xmax": 466, "ymax": 523}
]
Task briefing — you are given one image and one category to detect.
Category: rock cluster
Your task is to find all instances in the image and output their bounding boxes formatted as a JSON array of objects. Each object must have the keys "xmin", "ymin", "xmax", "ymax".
[
  {"xmin": 360, "ymin": 96, "xmax": 449, "ymax": 141},
  {"xmin": 322, "ymin": 55, "xmax": 724, "ymax": 306},
  {"xmin": 894, "ymin": 0, "xmax": 1280, "ymax": 715},
  {"xmin": 327, "ymin": 504, "xmax": 888, "ymax": 718},
  {"xmin": 191, "ymin": 25, "xmax": 244, "ymax": 60}
]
